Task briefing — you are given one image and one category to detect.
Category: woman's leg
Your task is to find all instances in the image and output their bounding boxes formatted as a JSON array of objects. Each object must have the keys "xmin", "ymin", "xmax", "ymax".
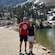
[{"xmin": 29, "ymin": 41, "xmax": 33, "ymax": 53}]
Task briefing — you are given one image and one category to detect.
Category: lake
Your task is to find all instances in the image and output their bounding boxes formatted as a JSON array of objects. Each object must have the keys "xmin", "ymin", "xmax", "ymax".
[{"xmin": 36, "ymin": 28, "xmax": 55, "ymax": 54}]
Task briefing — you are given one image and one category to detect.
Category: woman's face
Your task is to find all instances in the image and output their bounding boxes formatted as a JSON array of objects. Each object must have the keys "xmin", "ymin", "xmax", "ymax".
[{"xmin": 29, "ymin": 21, "xmax": 33, "ymax": 25}]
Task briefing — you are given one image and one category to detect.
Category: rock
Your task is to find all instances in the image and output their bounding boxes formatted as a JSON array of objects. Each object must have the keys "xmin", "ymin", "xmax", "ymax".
[
  {"xmin": 47, "ymin": 50, "xmax": 51, "ymax": 53},
  {"xmin": 42, "ymin": 47, "xmax": 47, "ymax": 51}
]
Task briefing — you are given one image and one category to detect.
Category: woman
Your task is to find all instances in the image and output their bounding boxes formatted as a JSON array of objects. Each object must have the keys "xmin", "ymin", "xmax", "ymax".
[{"xmin": 28, "ymin": 19, "xmax": 36, "ymax": 55}]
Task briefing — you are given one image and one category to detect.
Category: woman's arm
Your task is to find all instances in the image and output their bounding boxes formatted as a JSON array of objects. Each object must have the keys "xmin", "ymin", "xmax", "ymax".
[{"xmin": 34, "ymin": 25, "xmax": 36, "ymax": 40}]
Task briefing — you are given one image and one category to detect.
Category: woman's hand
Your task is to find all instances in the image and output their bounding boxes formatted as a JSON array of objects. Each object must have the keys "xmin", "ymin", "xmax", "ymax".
[{"xmin": 33, "ymin": 37, "xmax": 36, "ymax": 44}]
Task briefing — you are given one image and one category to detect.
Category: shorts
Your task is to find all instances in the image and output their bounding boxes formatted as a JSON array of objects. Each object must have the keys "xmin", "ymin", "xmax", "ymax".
[
  {"xmin": 20, "ymin": 35, "xmax": 27, "ymax": 42},
  {"xmin": 28, "ymin": 36, "xmax": 34, "ymax": 41}
]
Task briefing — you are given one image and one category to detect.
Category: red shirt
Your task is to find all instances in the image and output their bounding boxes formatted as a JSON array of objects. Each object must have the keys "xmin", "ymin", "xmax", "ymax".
[{"xmin": 19, "ymin": 22, "xmax": 28, "ymax": 36}]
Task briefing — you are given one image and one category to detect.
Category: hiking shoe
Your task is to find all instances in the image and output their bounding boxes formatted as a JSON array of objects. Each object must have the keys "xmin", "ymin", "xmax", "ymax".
[
  {"xmin": 19, "ymin": 52, "xmax": 22, "ymax": 55},
  {"xmin": 29, "ymin": 51, "xmax": 33, "ymax": 55},
  {"xmin": 30, "ymin": 51, "xmax": 32, "ymax": 54},
  {"xmin": 28, "ymin": 53, "xmax": 30, "ymax": 55}
]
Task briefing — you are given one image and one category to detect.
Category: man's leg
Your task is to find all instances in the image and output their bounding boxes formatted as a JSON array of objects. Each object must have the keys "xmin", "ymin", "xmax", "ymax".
[
  {"xmin": 19, "ymin": 36, "xmax": 23, "ymax": 53},
  {"xmin": 24, "ymin": 36, "xmax": 27, "ymax": 53},
  {"xmin": 20, "ymin": 41, "xmax": 23, "ymax": 52},
  {"xmin": 25, "ymin": 41, "xmax": 27, "ymax": 51}
]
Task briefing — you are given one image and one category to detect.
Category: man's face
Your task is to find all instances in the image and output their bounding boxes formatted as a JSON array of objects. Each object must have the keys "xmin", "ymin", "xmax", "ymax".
[{"xmin": 23, "ymin": 19, "xmax": 27, "ymax": 22}]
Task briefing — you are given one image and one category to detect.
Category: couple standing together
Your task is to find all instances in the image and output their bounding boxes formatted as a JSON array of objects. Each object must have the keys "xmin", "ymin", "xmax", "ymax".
[{"xmin": 19, "ymin": 17, "xmax": 36, "ymax": 55}]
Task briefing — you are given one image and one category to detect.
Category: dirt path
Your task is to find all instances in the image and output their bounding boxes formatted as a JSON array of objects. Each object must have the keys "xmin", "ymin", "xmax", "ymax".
[{"xmin": 0, "ymin": 27, "xmax": 51, "ymax": 55}]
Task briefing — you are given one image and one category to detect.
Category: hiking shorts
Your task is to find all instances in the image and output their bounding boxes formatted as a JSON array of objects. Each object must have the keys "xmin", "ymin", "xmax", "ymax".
[
  {"xmin": 20, "ymin": 35, "xmax": 27, "ymax": 42},
  {"xmin": 28, "ymin": 36, "xmax": 34, "ymax": 41}
]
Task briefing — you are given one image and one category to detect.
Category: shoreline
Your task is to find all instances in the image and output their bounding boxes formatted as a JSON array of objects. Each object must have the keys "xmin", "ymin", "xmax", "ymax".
[{"xmin": 33, "ymin": 43, "xmax": 52, "ymax": 55}]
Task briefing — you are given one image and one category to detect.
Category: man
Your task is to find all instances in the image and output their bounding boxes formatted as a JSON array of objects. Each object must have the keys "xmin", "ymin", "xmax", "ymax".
[{"xmin": 19, "ymin": 17, "xmax": 28, "ymax": 54}]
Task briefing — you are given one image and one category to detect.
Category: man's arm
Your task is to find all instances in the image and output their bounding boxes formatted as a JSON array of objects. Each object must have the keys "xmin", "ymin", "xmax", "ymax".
[
  {"xmin": 19, "ymin": 23, "xmax": 22, "ymax": 36},
  {"xmin": 19, "ymin": 28, "xmax": 21, "ymax": 36}
]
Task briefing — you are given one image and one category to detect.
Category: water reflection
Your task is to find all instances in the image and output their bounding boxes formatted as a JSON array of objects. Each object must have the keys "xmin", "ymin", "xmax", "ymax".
[
  {"xmin": 37, "ymin": 29, "xmax": 52, "ymax": 48},
  {"xmin": 47, "ymin": 29, "xmax": 55, "ymax": 46},
  {"xmin": 36, "ymin": 29, "xmax": 55, "ymax": 54}
]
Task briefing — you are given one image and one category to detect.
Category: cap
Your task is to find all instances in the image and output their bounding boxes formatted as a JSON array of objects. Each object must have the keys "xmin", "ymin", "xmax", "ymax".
[
  {"xmin": 23, "ymin": 17, "xmax": 27, "ymax": 20},
  {"xmin": 29, "ymin": 19, "xmax": 33, "ymax": 22}
]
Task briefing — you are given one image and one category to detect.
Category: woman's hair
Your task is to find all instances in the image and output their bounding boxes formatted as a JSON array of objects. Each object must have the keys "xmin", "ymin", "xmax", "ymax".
[{"xmin": 28, "ymin": 21, "xmax": 34, "ymax": 26}]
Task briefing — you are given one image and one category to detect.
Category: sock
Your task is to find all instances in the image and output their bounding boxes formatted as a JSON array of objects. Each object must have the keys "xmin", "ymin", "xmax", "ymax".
[
  {"xmin": 29, "ymin": 48, "xmax": 32, "ymax": 52},
  {"xmin": 25, "ymin": 49, "xmax": 26, "ymax": 51},
  {"xmin": 20, "ymin": 49, "xmax": 21, "ymax": 52}
]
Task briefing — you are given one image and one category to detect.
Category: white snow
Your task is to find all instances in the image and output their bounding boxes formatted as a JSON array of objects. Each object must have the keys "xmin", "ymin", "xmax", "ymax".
[
  {"xmin": 47, "ymin": 16, "xmax": 53, "ymax": 21},
  {"xmin": 28, "ymin": 0, "xmax": 34, "ymax": 2},
  {"xmin": 34, "ymin": 0, "xmax": 39, "ymax": 4}
]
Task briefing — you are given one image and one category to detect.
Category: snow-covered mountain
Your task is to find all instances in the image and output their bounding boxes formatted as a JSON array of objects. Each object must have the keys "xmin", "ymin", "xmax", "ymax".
[{"xmin": 15, "ymin": 0, "xmax": 39, "ymax": 7}]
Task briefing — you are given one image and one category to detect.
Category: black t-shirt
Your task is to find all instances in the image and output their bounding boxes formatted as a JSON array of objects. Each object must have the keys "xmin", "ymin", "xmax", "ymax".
[{"xmin": 28, "ymin": 25, "xmax": 34, "ymax": 36}]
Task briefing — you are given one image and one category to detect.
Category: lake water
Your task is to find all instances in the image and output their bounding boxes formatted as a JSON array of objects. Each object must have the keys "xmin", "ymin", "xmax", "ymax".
[{"xmin": 36, "ymin": 28, "xmax": 55, "ymax": 54}]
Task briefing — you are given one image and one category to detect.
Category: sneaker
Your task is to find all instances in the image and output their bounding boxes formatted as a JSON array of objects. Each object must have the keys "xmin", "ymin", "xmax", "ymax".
[
  {"xmin": 28, "ymin": 53, "xmax": 30, "ymax": 55},
  {"xmin": 28, "ymin": 51, "xmax": 34, "ymax": 55},
  {"xmin": 30, "ymin": 51, "xmax": 33, "ymax": 55},
  {"xmin": 30, "ymin": 51, "xmax": 32, "ymax": 54},
  {"xmin": 19, "ymin": 52, "xmax": 22, "ymax": 55}
]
